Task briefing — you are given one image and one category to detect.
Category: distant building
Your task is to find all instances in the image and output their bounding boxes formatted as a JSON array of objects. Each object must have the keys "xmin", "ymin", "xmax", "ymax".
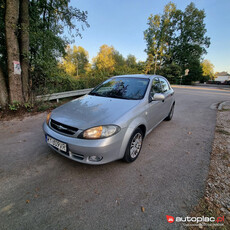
[{"xmin": 215, "ymin": 72, "xmax": 230, "ymax": 82}]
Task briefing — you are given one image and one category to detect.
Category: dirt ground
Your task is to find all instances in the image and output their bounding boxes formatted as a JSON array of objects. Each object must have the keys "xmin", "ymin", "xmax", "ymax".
[{"xmin": 189, "ymin": 101, "xmax": 230, "ymax": 230}]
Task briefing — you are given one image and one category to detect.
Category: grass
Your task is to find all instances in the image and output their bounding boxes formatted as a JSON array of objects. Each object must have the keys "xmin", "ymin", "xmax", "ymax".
[
  {"xmin": 0, "ymin": 97, "xmax": 75, "ymax": 120},
  {"xmin": 37, "ymin": 102, "xmax": 59, "ymax": 112}
]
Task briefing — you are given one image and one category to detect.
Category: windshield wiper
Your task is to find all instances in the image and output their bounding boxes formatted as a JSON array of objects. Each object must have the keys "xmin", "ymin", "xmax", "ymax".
[
  {"xmin": 90, "ymin": 92, "xmax": 134, "ymax": 100},
  {"xmin": 107, "ymin": 94, "xmax": 132, "ymax": 100}
]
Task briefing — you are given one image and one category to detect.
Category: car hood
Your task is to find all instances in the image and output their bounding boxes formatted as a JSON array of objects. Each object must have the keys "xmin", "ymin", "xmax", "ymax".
[{"xmin": 51, "ymin": 95, "xmax": 140, "ymax": 130}]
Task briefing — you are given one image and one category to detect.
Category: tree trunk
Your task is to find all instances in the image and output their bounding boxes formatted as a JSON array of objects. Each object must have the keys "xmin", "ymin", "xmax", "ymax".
[
  {"xmin": 154, "ymin": 54, "xmax": 158, "ymax": 74},
  {"xmin": 20, "ymin": 0, "xmax": 29, "ymax": 101},
  {"xmin": 5, "ymin": 0, "xmax": 24, "ymax": 103},
  {"xmin": 0, "ymin": 66, "xmax": 8, "ymax": 107}
]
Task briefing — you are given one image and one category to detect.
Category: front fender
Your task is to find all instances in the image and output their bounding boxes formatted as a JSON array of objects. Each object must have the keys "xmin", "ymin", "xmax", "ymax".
[{"xmin": 118, "ymin": 116, "xmax": 148, "ymax": 159}]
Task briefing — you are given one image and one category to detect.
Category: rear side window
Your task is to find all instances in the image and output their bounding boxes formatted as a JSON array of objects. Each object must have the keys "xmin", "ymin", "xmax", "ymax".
[
  {"xmin": 160, "ymin": 78, "xmax": 170, "ymax": 93},
  {"xmin": 150, "ymin": 78, "xmax": 162, "ymax": 97}
]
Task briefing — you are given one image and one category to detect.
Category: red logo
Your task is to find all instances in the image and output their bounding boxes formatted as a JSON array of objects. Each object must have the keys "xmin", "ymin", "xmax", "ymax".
[{"xmin": 166, "ymin": 215, "xmax": 174, "ymax": 223}]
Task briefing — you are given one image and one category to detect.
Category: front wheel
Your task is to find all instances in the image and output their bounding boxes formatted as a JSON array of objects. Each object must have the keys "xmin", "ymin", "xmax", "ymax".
[
  {"xmin": 123, "ymin": 128, "xmax": 143, "ymax": 163},
  {"xmin": 165, "ymin": 104, "xmax": 175, "ymax": 121}
]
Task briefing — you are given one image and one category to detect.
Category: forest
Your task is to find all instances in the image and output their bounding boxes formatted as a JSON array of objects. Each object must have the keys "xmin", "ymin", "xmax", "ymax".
[{"xmin": 0, "ymin": 1, "xmax": 213, "ymax": 108}]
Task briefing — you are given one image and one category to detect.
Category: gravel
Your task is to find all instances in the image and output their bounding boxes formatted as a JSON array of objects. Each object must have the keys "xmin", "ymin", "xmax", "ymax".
[{"xmin": 189, "ymin": 101, "xmax": 230, "ymax": 229}]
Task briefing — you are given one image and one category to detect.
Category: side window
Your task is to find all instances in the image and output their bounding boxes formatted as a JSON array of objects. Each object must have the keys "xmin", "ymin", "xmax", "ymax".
[
  {"xmin": 160, "ymin": 78, "xmax": 170, "ymax": 93},
  {"xmin": 150, "ymin": 78, "xmax": 162, "ymax": 97}
]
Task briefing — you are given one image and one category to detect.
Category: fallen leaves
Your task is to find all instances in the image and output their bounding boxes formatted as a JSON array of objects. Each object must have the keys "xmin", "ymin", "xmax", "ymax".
[{"xmin": 94, "ymin": 189, "xmax": 100, "ymax": 195}]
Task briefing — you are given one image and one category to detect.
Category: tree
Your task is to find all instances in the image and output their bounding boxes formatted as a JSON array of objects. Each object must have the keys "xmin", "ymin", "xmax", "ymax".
[
  {"xmin": 173, "ymin": 3, "xmax": 210, "ymax": 79},
  {"xmin": 144, "ymin": 3, "xmax": 177, "ymax": 74},
  {"xmin": 182, "ymin": 60, "xmax": 203, "ymax": 84},
  {"xmin": 144, "ymin": 2, "xmax": 210, "ymax": 82},
  {"xmin": 144, "ymin": 14, "xmax": 162, "ymax": 74},
  {"xmin": 5, "ymin": 0, "xmax": 24, "ymax": 103},
  {"xmin": 93, "ymin": 45, "xmax": 115, "ymax": 74},
  {"xmin": 112, "ymin": 50, "xmax": 127, "ymax": 75},
  {"xmin": 61, "ymin": 45, "xmax": 89, "ymax": 77},
  {"xmin": 0, "ymin": 66, "xmax": 8, "ymax": 107},
  {"xmin": 111, "ymin": 51, "xmax": 141, "ymax": 76},
  {"xmin": 158, "ymin": 62, "xmax": 182, "ymax": 84},
  {"xmin": 0, "ymin": 0, "xmax": 8, "ymax": 106},
  {"xmin": 29, "ymin": 0, "xmax": 89, "ymax": 92},
  {"xmin": 136, "ymin": 61, "xmax": 145, "ymax": 73},
  {"xmin": 20, "ymin": 0, "xmax": 29, "ymax": 101},
  {"xmin": 161, "ymin": 3, "xmax": 180, "ymax": 64},
  {"xmin": 60, "ymin": 46, "xmax": 76, "ymax": 76},
  {"xmin": 113, "ymin": 50, "xmax": 126, "ymax": 68},
  {"xmin": 126, "ymin": 54, "xmax": 137, "ymax": 68},
  {"xmin": 201, "ymin": 59, "xmax": 214, "ymax": 80},
  {"xmin": 0, "ymin": 0, "xmax": 89, "ymax": 106},
  {"xmin": 144, "ymin": 54, "xmax": 154, "ymax": 74}
]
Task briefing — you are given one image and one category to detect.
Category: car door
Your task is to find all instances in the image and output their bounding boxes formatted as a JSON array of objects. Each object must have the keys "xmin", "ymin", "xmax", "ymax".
[
  {"xmin": 159, "ymin": 77, "xmax": 174, "ymax": 118},
  {"xmin": 146, "ymin": 77, "xmax": 165, "ymax": 130}
]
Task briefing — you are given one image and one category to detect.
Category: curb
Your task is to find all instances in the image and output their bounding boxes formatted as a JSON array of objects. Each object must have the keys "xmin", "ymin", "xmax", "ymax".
[{"xmin": 218, "ymin": 101, "xmax": 230, "ymax": 110}]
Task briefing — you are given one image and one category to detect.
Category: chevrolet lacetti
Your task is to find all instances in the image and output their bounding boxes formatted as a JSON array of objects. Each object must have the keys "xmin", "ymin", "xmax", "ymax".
[{"xmin": 43, "ymin": 74, "xmax": 175, "ymax": 165}]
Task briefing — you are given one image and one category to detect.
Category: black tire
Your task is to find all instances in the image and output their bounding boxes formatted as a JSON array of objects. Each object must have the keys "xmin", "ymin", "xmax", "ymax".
[
  {"xmin": 123, "ymin": 128, "xmax": 144, "ymax": 163},
  {"xmin": 165, "ymin": 103, "xmax": 175, "ymax": 121}
]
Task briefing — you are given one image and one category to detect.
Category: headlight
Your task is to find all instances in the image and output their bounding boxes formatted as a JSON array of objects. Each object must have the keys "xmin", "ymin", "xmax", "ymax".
[
  {"xmin": 80, "ymin": 125, "xmax": 120, "ymax": 139},
  {"xmin": 46, "ymin": 112, "xmax": 51, "ymax": 125}
]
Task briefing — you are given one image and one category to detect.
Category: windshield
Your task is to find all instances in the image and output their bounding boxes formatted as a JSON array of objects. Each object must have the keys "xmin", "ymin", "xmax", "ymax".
[{"xmin": 89, "ymin": 77, "xmax": 149, "ymax": 100}]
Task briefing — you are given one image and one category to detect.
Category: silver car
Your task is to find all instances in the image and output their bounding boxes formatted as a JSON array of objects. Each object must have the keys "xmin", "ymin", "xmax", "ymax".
[{"xmin": 43, "ymin": 74, "xmax": 175, "ymax": 165}]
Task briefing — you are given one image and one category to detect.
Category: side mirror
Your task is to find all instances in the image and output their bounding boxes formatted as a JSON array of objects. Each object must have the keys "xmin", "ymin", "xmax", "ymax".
[{"xmin": 151, "ymin": 93, "xmax": 165, "ymax": 101}]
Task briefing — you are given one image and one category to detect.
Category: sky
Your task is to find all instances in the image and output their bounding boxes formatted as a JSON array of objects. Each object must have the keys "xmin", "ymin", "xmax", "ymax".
[{"xmin": 71, "ymin": 0, "xmax": 230, "ymax": 73}]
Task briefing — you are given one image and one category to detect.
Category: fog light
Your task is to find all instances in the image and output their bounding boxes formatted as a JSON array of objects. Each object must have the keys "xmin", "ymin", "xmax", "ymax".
[{"xmin": 88, "ymin": 156, "xmax": 103, "ymax": 162}]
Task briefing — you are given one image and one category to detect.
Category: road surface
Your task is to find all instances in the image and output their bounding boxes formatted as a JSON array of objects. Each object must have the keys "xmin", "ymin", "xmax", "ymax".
[{"xmin": 0, "ymin": 86, "xmax": 229, "ymax": 230}]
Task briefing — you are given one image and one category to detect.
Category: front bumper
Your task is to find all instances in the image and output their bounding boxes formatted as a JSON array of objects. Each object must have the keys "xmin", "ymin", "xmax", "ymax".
[{"xmin": 43, "ymin": 122, "xmax": 126, "ymax": 165}]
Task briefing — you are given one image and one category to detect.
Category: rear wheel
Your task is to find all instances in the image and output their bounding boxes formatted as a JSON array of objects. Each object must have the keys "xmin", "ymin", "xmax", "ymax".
[
  {"xmin": 123, "ymin": 128, "xmax": 143, "ymax": 163},
  {"xmin": 165, "ymin": 104, "xmax": 174, "ymax": 121}
]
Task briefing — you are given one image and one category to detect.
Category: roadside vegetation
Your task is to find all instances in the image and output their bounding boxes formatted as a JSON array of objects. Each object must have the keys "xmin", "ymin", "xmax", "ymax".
[
  {"xmin": 0, "ymin": 1, "xmax": 213, "ymax": 111},
  {"xmin": 0, "ymin": 97, "xmax": 75, "ymax": 120},
  {"xmin": 189, "ymin": 102, "xmax": 230, "ymax": 230}
]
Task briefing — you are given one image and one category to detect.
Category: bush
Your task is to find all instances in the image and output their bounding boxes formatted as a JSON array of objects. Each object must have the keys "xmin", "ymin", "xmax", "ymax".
[
  {"xmin": 200, "ymin": 75, "xmax": 210, "ymax": 83},
  {"xmin": 9, "ymin": 101, "xmax": 21, "ymax": 111},
  {"xmin": 33, "ymin": 65, "xmax": 146, "ymax": 96},
  {"xmin": 157, "ymin": 63, "xmax": 182, "ymax": 84}
]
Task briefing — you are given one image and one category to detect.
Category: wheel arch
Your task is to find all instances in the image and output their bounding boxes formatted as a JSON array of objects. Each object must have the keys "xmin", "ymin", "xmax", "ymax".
[
  {"xmin": 118, "ymin": 117, "xmax": 148, "ymax": 159},
  {"xmin": 137, "ymin": 124, "xmax": 146, "ymax": 138}
]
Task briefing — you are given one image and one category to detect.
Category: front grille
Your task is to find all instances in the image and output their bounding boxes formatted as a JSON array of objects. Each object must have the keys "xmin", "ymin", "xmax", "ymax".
[{"xmin": 50, "ymin": 119, "xmax": 78, "ymax": 135}]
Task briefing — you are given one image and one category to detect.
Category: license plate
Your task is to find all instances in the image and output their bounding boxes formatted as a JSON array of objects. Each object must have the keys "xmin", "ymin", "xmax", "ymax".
[{"xmin": 46, "ymin": 136, "xmax": 67, "ymax": 152}]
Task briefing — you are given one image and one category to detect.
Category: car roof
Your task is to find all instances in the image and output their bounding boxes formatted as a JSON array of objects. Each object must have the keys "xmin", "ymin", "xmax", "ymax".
[{"xmin": 111, "ymin": 74, "xmax": 165, "ymax": 80}]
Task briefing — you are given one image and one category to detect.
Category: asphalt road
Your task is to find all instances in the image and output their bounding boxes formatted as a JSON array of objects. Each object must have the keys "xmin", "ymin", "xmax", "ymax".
[{"xmin": 0, "ymin": 86, "xmax": 230, "ymax": 230}]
